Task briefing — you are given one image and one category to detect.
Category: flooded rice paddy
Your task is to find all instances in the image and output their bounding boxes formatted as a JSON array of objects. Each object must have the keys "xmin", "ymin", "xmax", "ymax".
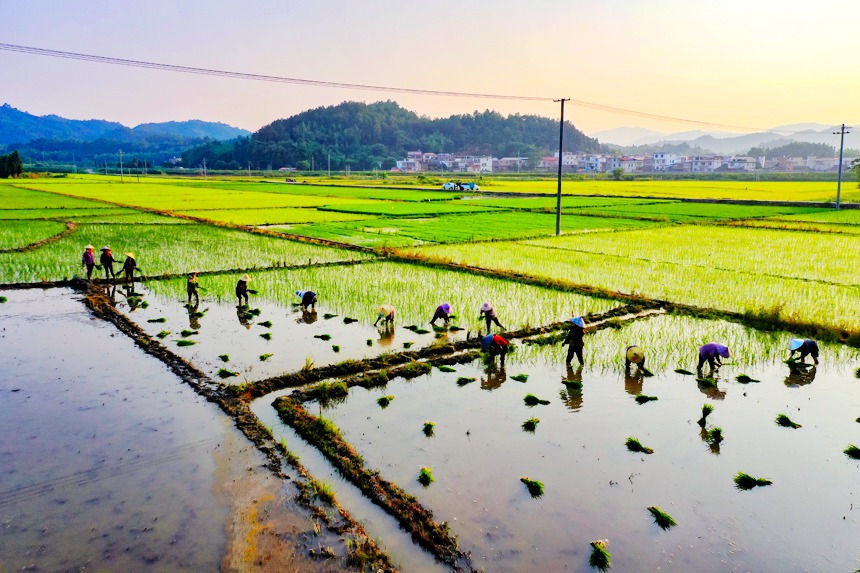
[
  {"xmin": 290, "ymin": 315, "xmax": 860, "ymax": 572},
  {"xmin": 0, "ymin": 289, "xmax": 333, "ymax": 572}
]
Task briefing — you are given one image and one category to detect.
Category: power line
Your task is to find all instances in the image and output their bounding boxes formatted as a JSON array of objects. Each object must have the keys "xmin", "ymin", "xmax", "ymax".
[{"xmin": 0, "ymin": 42, "xmax": 792, "ymax": 133}]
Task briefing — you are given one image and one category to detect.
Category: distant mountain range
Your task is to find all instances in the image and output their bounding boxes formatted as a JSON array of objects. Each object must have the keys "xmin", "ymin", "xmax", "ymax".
[
  {"xmin": 0, "ymin": 103, "xmax": 250, "ymax": 146},
  {"xmin": 593, "ymin": 123, "xmax": 859, "ymax": 155}
]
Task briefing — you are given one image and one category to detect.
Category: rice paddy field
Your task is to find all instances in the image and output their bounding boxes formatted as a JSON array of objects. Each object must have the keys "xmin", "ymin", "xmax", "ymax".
[{"xmin": 1, "ymin": 173, "xmax": 859, "ymax": 572}]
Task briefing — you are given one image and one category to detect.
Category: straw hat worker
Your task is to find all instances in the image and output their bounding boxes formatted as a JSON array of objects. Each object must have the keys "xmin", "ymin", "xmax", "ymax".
[
  {"xmin": 236, "ymin": 274, "xmax": 252, "ymax": 306},
  {"xmin": 788, "ymin": 338, "xmax": 819, "ymax": 365},
  {"xmin": 625, "ymin": 345, "xmax": 646, "ymax": 370}
]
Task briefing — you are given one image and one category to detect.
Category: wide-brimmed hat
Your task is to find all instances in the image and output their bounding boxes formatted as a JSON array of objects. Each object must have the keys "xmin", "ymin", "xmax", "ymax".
[
  {"xmin": 125, "ymin": 252, "xmax": 135, "ymax": 260},
  {"xmin": 441, "ymin": 303, "xmax": 451, "ymax": 313},
  {"xmin": 295, "ymin": 290, "xmax": 305, "ymax": 298},
  {"xmin": 788, "ymin": 338, "xmax": 804, "ymax": 351},
  {"xmin": 100, "ymin": 246, "xmax": 109, "ymax": 251},
  {"xmin": 481, "ymin": 334, "xmax": 495, "ymax": 351},
  {"xmin": 84, "ymin": 244, "xmax": 94, "ymax": 250},
  {"xmin": 480, "ymin": 302, "xmax": 492, "ymax": 312},
  {"xmin": 378, "ymin": 304, "xmax": 394, "ymax": 317},
  {"xmin": 570, "ymin": 316, "xmax": 585, "ymax": 328},
  {"xmin": 716, "ymin": 344, "xmax": 730, "ymax": 358},
  {"xmin": 241, "ymin": 274, "xmax": 252, "ymax": 282},
  {"xmin": 626, "ymin": 346, "xmax": 645, "ymax": 363}
]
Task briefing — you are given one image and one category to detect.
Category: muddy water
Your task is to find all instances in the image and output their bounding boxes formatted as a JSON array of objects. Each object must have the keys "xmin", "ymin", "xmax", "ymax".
[
  {"xmin": 0, "ymin": 289, "xmax": 334, "ymax": 572},
  {"xmin": 311, "ymin": 317, "xmax": 860, "ymax": 572}
]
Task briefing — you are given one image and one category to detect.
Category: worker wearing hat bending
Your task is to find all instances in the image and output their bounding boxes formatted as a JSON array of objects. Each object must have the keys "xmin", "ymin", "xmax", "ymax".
[
  {"xmin": 296, "ymin": 290, "xmax": 317, "ymax": 310},
  {"xmin": 625, "ymin": 345, "xmax": 646, "ymax": 371},
  {"xmin": 236, "ymin": 274, "xmax": 252, "ymax": 306},
  {"xmin": 482, "ymin": 333, "xmax": 509, "ymax": 367},
  {"xmin": 81, "ymin": 245, "xmax": 96, "ymax": 280},
  {"xmin": 479, "ymin": 302, "xmax": 504, "ymax": 332},
  {"xmin": 430, "ymin": 303, "xmax": 451, "ymax": 326},
  {"xmin": 99, "ymin": 246, "xmax": 117, "ymax": 280},
  {"xmin": 788, "ymin": 338, "xmax": 819, "ymax": 364},
  {"xmin": 697, "ymin": 342, "xmax": 730, "ymax": 371},
  {"xmin": 375, "ymin": 304, "xmax": 395, "ymax": 327},
  {"xmin": 562, "ymin": 316, "xmax": 586, "ymax": 365},
  {"xmin": 187, "ymin": 271, "xmax": 200, "ymax": 306},
  {"xmin": 120, "ymin": 252, "xmax": 137, "ymax": 283}
]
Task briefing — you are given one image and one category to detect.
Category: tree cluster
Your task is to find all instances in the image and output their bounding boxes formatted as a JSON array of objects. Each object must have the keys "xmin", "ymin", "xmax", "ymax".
[{"xmin": 0, "ymin": 150, "xmax": 23, "ymax": 178}]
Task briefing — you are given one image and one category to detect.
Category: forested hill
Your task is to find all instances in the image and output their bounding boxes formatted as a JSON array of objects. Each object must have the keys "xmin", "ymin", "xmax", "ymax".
[{"xmin": 181, "ymin": 101, "xmax": 602, "ymax": 171}]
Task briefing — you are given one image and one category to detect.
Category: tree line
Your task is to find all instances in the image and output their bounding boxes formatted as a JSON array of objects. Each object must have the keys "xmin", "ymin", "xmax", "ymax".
[{"xmin": 0, "ymin": 150, "xmax": 23, "ymax": 178}]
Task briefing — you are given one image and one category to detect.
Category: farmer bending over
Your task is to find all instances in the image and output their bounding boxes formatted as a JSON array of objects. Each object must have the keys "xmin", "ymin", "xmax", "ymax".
[
  {"xmin": 187, "ymin": 271, "xmax": 200, "ymax": 306},
  {"xmin": 430, "ymin": 303, "xmax": 451, "ymax": 326},
  {"xmin": 625, "ymin": 345, "xmax": 646, "ymax": 371},
  {"xmin": 100, "ymin": 246, "xmax": 117, "ymax": 280},
  {"xmin": 236, "ymin": 274, "xmax": 252, "ymax": 306},
  {"xmin": 482, "ymin": 333, "xmax": 509, "ymax": 367},
  {"xmin": 375, "ymin": 304, "xmax": 395, "ymax": 327},
  {"xmin": 788, "ymin": 338, "xmax": 819, "ymax": 364},
  {"xmin": 120, "ymin": 252, "xmax": 137, "ymax": 283},
  {"xmin": 562, "ymin": 316, "xmax": 586, "ymax": 366},
  {"xmin": 697, "ymin": 342, "xmax": 730, "ymax": 371},
  {"xmin": 479, "ymin": 302, "xmax": 504, "ymax": 332},
  {"xmin": 296, "ymin": 290, "xmax": 317, "ymax": 310},
  {"xmin": 81, "ymin": 244, "xmax": 95, "ymax": 280}
]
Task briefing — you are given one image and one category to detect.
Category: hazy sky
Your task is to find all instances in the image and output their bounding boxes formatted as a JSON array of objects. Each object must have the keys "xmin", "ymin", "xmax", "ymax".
[{"xmin": 2, "ymin": 0, "xmax": 858, "ymax": 136}]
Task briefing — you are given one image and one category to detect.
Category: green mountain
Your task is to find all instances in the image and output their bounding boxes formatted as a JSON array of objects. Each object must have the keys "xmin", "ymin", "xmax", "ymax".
[{"xmin": 182, "ymin": 101, "xmax": 602, "ymax": 171}]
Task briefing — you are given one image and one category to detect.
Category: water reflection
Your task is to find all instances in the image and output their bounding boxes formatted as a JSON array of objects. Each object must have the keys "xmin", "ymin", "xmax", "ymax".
[
  {"xmin": 236, "ymin": 306, "xmax": 252, "ymax": 330},
  {"xmin": 300, "ymin": 309, "xmax": 318, "ymax": 324},
  {"xmin": 696, "ymin": 377, "xmax": 726, "ymax": 400},
  {"xmin": 187, "ymin": 302, "xmax": 202, "ymax": 330},
  {"xmin": 561, "ymin": 365, "xmax": 584, "ymax": 411},
  {"xmin": 377, "ymin": 323, "xmax": 396, "ymax": 347},
  {"xmin": 784, "ymin": 364, "xmax": 817, "ymax": 387},
  {"xmin": 481, "ymin": 365, "xmax": 506, "ymax": 391},
  {"xmin": 624, "ymin": 368, "xmax": 644, "ymax": 396}
]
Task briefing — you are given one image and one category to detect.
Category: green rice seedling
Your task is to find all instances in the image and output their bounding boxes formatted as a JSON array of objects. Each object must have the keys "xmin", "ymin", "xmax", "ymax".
[
  {"xmin": 457, "ymin": 377, "xmax": 476, "ymax": 386},
  {"xmin": 698, "ymin": 403, "xmax": 714, "ymax": 427},
  {"xmin": 260, "ymin": 332, "xmax": 272, "ymax": 341},
  {"xmin": 775, "ymin": 414, "xmax": 801, "ymax": 429},
  {"xmin": 314, "ymin": 334, "xmax": 332, "ymax": 341},
  {"xmin": 524, "ymin": 394, "xmax": 550, "ymax": 406},
  {"xmin": 259, "ymin": 353, "xmax": 273, "ymax": 361},
  {"xmin": 323, "ymin": 313, "xmax": 338, "ymax": 319},
  {"xmin": 696, "ymin": 376, "xmax": 717, "ymax": 388},
  {"xmin": 156, "ymin": 330, "xmax": 171, "ymax": 339},
  {"xmin": 736, "ymin": 374, "xmax": 760, "ymax": 383},
  {"xmin": 647, "ymin": 506, "xmax": 677, "ymax": 530},
  {"xmin": 625, "ymin": 437, "xmax": 654, "ymax": 454},
  {"xmin": 403, "ymin": 342, "xmax": 413, "ymax": 349},
  {"xmin": 176, "ymin": 339, "xmax": 196, "ymax": 347},
  {"xmin": 449, "ymin": 325, "xmax": 463, "ymax": 331},
  {"xmin": 147, "ymin": 317, "xmax": 167, "ymax": 323},
  {"xmin": 404, "ymin": 325, "xmax": 418, "ymax": 331},
  {"xmin": 520, "ymin": 477, "xmax": 544, "ymax": 498},
  {"xmin": 855, "ymin": 418, "xmax": 860, "ymax": 424},
  {"xmin": 377, "ymin": 395, "xmax": 394, "ymax": 408},
  {"xmin": 734, "ymin": 471, "xmax": 772, "ymax": 490},
  {"xmin": 522, "ymin": 417, "xmax": 540, "ymax": 432},
  {"xmin": 310, "ymin": 479, "xmax": 335, "ymax": 504},
  {"xmin": 855, "ymin": 367, "xmax": 860, "ymax": 379},
  {"xmin": 706, "ymin": 427, "xmax": 723, "ymax": 445},
  {"xmin": 437, "ymin": 365, "xmax": 456, "ymax": 373},
  {"xmin": 675, "ymin": 368, "xmax": 694, "ymax": 375},
  {"xmin": 217, "ymin": 368, "xmax": 239, "ymax": 378},
  {"xmin": 343, "ymin": 317, "xmax": 358, "ymax": 324},
  {"xmin": 562, "ymin": 379, "xmax": 583, "ymax": 390},
  {"xmin": 366, "ymin": 339, "xmax": 373, "ymax": 346},
  {"xmin": 308, "ymin": 381, "xmax": 349, "ymax": 405},
  {"xmin": 417, "ymin": 467, "xmax": 434, "ymax": 486},
  {"xmin": 422, "ymin": 422, "xmax": 435, "ymax": 437},
  {"xmin": 589, "ymin": 539, "xmax": 611, "ymax": 571},
  {"xmin": 512, "ymin": 374, "xmax": 529, "ymax": 382},
  {"xmin": 248, "ymin": 308, "xmax": 262, "ymax": 316},
  {"xmin": 635, "ymin": 394, "xmax": 658, "ymax": 404},
  {"xmin": 218, "ymin": 354, "xmax": 230, "ymax": 362},
  {"xmin": 258, "ymin": 320, "xmax": 272, "ymax": 328},
  {"xmin": 845, "ymin": 445, "xmax": 860, "ymax": 460},
  {"xmin": 180, "ymin": 329, "xmax": 199, "ymax": 337},
  {"xmin": 0, "ymin": 297, "xmax": 6, "ymax": 303},
  {"xmin": 432, "ymin": 325, "xmax": 446, "ymax": 332},
  {"xmin": 332, "ymin": 345, "xmax": 340, "ymax": 352},
  {"xmin": 140, "ymin": 301, "xmax": 149, "ymax": 309},
  {"xmin": 189, "ymin": 309, "xmax": 206, "ymax": 318},
  {"xmin": 414, "ymin": 328, "xmax": 431, "ymax": 334}
]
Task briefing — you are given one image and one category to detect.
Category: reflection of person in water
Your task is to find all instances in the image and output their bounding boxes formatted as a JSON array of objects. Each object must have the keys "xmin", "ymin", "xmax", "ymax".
[
  {"xmin": 561, "ymin": 364, "xmax": 584, "ymax": 411},
  {"xmin": 377, "ymin": 325, "xmax": 396, "ymax": 347},
  {"xmin": 187, "ymin": 302, "xmax": 202, "ymax": 330},
  {"xmin": 236, "ymin": 306, "xmax": 252, "ymax": 330},
  {"xmin": 624, "ymin": 367, "xmax": 644, "ymax": 396},
  {"xmin": 697, "ymin": 377, "xmax": 726, "ymax": 400},
  {"xmin": 481, "ymin": 364, "xmax": 506, "ymax": 391},
  {"xmin": 102, "ymin": 284, "xmax": 117, "ymax": 306},
  {"xmin": 784, "ymin": 365, "xmax": 817, "ymax": 387},
  {"xmin": 300, "ymin": 309, "xmax": 318, "ymax": 324}
]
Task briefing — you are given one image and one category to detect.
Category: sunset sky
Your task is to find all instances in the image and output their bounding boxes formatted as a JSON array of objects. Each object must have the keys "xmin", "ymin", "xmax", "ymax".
[{"xmin": 2, "ymin": 0, "xmax": 858, "ymax": 136}]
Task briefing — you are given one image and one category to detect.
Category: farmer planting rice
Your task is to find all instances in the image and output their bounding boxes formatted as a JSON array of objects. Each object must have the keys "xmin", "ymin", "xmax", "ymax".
[
  {"xmin": 295, "ymin": 290, "xmax": 317, "ymax": 310},
  {"xmin": 788, "ymin": 338, "xmax": 819, "ymax": 364},
  {"xmin": 430, "ymin": 302, "xmax": 452, "ymax": 325},
  {"xmin": 562, "ymin": 316, "xmax": 586, "ymax": 366},
  {"xmin": 187, "ymin": 271, "xmax": 200, "ymax": 306},
  {"xmin": 99, "ymin": 246, "xmax": 116, "ymax": 280},
  {"xmin": 479, "ymin": 302, "xmax": 504, "ymax": 332},
  {"xmin": 81, "ymin": 244, "xmax": 95, "ymax": 280},
  {"xmin": 697, "ymin": 342, "xmax": 730, "ymax": 371},
  {"xmin": 482, "ymin": 333, "xmax": 509, "ymax": 367},
  {"xmin": 625, "ymin": 344, "xmax": 646, "ymax": 370},
  {"xmin": 375, "ymin": 304, "xmax": 395, "ymax": 327},
  {"xmin": 120, "ymin": 252, "xmax": 137, "ymax": 283},
  {"xmin": 235, "ymin": 274, "xmax": 252, "ymax": 306}
]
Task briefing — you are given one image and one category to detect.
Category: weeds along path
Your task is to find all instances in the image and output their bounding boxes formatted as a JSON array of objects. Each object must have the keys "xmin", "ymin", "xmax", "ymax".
[
  {"xmin": 78, "ymin": 282, "xmax": 398, "ymax": 573},
  {"xmin": 0, "ymin": 221, "xmax": 77, "ymax": 253}
]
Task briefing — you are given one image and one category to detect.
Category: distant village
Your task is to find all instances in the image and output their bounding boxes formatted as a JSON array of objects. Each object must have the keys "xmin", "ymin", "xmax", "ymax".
[{"xmin": 394, "ymin": 150, "xmax": 855, "ymax": 174}]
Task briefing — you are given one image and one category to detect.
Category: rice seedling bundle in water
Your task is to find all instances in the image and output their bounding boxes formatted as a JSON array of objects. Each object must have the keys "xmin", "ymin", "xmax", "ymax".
[
  {"xmin": 147, "ymin": 317, "xmax": 167, "ymax": 323},
  {"xmin": 635, "ymin": 394, "xmax": 658, "ymax": 404},
  {"xmin": 626, "ymin": 437, "xmax": 654, "ymax": 454},
  {"xmin": 156, "ymin": 330, "xmax": 170, "ymax": 339},
  {"xmin": 589, "ymin": 539, "xmax": 611, "ymax": 571},
  {"xmin": 218, "ymin": 368, "xmax": 239, "ymax": 378},
  {"xmin": 511, "ymin": 374, "xmax": 529, "ymax": 382},
  {"xmin": 218, "ymin": 354, "xmax": 230, "ymax": 362},
  {"xmin": 524, "ymin": 394, "xmax": 550, "ymax": 406},
  {"xmin": 259, "ymin": 353, "xmax": 273, "ymax": 361},
  {"xmin": 775, "ymin": 414, "xmax": 801, "ymax": 429},
  {"xmin": 437, "ymin": 365, "xmax": 456, "ymax": 373},
  {"xmin": 734, "ymin": 471, "xmax": 772, "ymax": 490},
  {"xmin": 736, "ymin": 374, "xmax": 760, "ymax": 383},
  {"xmin": 845, "ymin": 445, "xmax": 860, "ymax": 460},
  {"xmin": 647, "ymin": 506, "xmax": 677, "ymax": 530},
  {"xmin": 417, "ymin": 467, "xmax": 434, "ymax": 486},
  {"xmin": 377, "ymin": 395, "xmax": 394, "ymax": 408},
  {"xmin": 522, "ymin": 418, "xmax": 540, "ymax": 432},
  {"xmin": 176, "ymin": 339, "xmax": 196, "ymax": 347},
  {"xmin": 698, "ymin": 403, "xmax": 714, "ymax": 427},
  {"xmin": 456, "ymin": 377, "xmax": 476, "ymax": 386},
  {"xmin": 422, "ymin": 422, "xmax": 435, "ymax": 437},
  {"xmin": 520, "ymin": 477, "xmax": 544, "ymax": 498}
]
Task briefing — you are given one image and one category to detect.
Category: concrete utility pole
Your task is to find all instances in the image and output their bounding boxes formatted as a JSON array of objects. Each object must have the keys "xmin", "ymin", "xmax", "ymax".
[
  {"xmin": 118, "ymin": 149, "xmax": 124, "ymax": 183},
  {"xmin": 248, "ymin": 161, "xmax": 252, "ymax": 180},
  {"xmin": 202, "ymin": 158, "xmax": 207, "ymax": 179},
  {"xmin": 834, "ymin": 124, "xmax": 851, "ymax": 210},
  {"xmin": 554, "ymin": 98, "xmax": 570, "ymax": 236}
]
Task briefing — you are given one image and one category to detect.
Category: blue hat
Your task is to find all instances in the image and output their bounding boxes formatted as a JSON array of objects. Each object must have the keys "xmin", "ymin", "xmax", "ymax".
[
  {"xmin": 570, "ymin": 316, "xmax": 585, "ymax": 328},
  {"xmin": 481, "ymin": 334, "xmax": 494, "ymax": 351},
  {"xmin": 788, "ymin": 339, "xmax": 803, "ymax": 351}
]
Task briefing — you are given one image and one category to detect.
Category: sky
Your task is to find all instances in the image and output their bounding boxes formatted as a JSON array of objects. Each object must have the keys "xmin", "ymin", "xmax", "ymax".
[{"xmin": 2, "ymin": 0, "xmax": 859, "ymax": 137}]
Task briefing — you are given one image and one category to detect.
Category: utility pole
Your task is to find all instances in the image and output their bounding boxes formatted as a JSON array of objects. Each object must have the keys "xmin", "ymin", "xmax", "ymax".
[
  {"xmin": 554, "ymin": 98, "xmax": 570, "ymax": 236},
  {"xmin": 202, "ymin": 157, "xmax": 207, "ymax": 179},
  {"xmin": 834, "ymin": 124, "xmax": 851, "ymax": 210},
  {"xmin": 328, "ymin": 153, "xmax": 331, "ymax": 177},
  {"xmin": 118, "ymin": 149, "xmax": 124, "ymax": 183},
  {"xmin": 248, "ymin": 161, "xmax": 252, "ymax": 180}
]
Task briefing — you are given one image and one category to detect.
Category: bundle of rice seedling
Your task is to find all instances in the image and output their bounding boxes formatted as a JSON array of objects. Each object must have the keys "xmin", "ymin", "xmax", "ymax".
[
  {"xmin": 217, "ymin": 368, "xmax": 239, "ymax": 379},
  {"xmin": 377, "ymin": 395, "xmax": 394, "ymax": 408},
  {"xmin": 634, "ymin": 395, "xmax": 658, "ymax": 404},
  {"xmin": 259, "ymin": 353, "xmax": 273, "ymax": 361},
  {"xmin": 218, "ymin": 354, "xmax": 230, "ymax": 362},
  {"xmin": 422, "ymin": 422, "xmax": 435, "ymax": 437},
  {"xmin": 524, "ymin": 394, "xmax": 550, "ymax": 406},
  {"xmin": 736, "ymin": 374, "xmax": 760, "ymax": 384},
  {"xmin": 697, "ymin": 403, "xmax": 714, "ymax": 427},
  {"xmin": 417, "ymin": 467, "xmax": 434, "ymax": 486},
  {"xmin": 589, "ymin": 539, "xmax": 611, "ymax": 571},
  {"xmin": 456, "ymin": 377, "xmax": 476, "ymax": 386},
  {"xmin": 260, "ymin": 332, "xmax": 272, "ymax": 341},
  {"xmin": 511, "ymin": 374, "xmax": 529, "ymax": 382},
  {"xmin": 734, "ymin": 471, "xmax": 772, "ymax": 490},
  {"xmin": 647, "ymin": 506, "xmax": 677, "ymax": 530},
  {"xmin": 437, "ymin": 365, "xmax": 456, "ymax": 373},
  {"xmin": 156, "ymin": 330, "xmax": 171, "ymax": 339},
  {"xmin": 314, "ymin": 334, "xmax": 332, "ymax": 340},
  {"xmin": 520, "ymin": 477, "xmax": 544, "ymax": 497},
  {"xmin": 176, "ymin": 339, "xmax": 196, "ymax": 347},
  {"xmin": 675, "ymin": 368, "xmax": 694, "ymax": 375},
  {"xmin": 775, "ymin": 414, "xmax": 801, "ymax": 429},
  {"xmin": 521, "ymin": 418, "xmax": 540, "ymax": 432},
  {"xmin": 625, "ymin": 437, "xmax": 654, "ymax": 454}
]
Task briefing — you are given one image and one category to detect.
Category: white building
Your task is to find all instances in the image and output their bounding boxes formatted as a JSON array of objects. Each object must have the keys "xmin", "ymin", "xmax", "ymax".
[{"xmin": 653, "ymin": 153, "xmax": 677, "ymax": 171}]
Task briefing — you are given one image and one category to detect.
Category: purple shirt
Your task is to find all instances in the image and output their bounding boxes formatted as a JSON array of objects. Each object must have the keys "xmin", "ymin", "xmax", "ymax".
[
  {"xmin": 699, "ymin": 343, "xmax": 730, "ymax": 359},
  {"xmin": 82, "ymin": 251, "xmax": 94, "ymax": 265}
]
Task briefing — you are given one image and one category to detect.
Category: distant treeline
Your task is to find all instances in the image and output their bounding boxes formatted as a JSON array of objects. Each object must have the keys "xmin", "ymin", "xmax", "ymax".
[
  {"xmin": 0, "ymin": 150, "xmax": 23, "ymax": 178},
  {"xmin": 180, "ymin": 101, "xmax": 602, "ymax": 171}
]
